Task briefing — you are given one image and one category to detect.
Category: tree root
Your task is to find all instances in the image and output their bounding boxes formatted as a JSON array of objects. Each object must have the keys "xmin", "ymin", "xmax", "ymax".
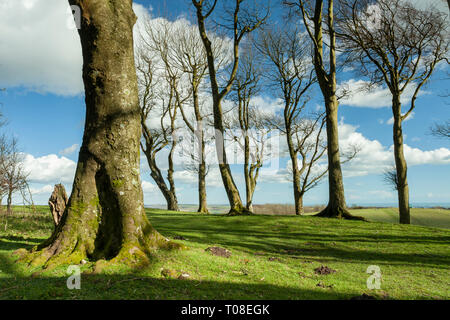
[
  {"xmin": 14, "ymin": 227, "xmax": 186, "ymax": 271},
  {"xmin": 315, "ymin": 205, "xmax": 366, "ymax": 221},
  {"xmin": 227, "ymin": 206, "xmax": 253, "ymax": 216}
]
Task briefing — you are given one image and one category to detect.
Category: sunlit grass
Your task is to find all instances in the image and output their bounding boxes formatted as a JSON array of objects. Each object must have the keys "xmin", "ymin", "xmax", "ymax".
[{"xmin": 0, "ymin": 207, "xmax": 449, "ymax": 300}]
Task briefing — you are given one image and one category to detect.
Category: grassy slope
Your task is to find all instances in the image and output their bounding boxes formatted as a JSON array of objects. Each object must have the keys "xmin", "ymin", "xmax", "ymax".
[{"xmin": 0, "ymin": 208, "xmax": 449, "ymax": 300}]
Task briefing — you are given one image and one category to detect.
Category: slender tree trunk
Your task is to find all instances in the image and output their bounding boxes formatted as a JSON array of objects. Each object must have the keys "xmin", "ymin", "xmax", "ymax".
[
  {"xmin": 194, "ymin": 10, "xmax": 247, "ymax": 216},
  {"xmin": 197, "ymin": 129, "xmax": 209, "ymax": 213},
  {"xmin": 167, "ymin": 141, "xmax": 180, "ymax": 211},
  {"xmin": 286, "ymin": 127, "xmax": 303, "ymax": 216},
  {"xmin": 214, "ymin": 99, "xmax": 248, "ymax": 215},
  {"xmin": 392, "ymin": 94, "xmax": 411, "ymax": 224},
  {"xmin": 21, "ymin": 0, "xmax": 178, "ymax": 268},
  {"xmin": 144, "ymin": 152, "xmax": 179, "ymax": 211},
  {"xmin": 198, "ymin": 162, "xmax": 209, "ymax": 213},
  {"xmin": 243, "ymin": 134, "xmax": 256, "ymax": 213},
  {"xmin": 6, "ymin": 190, "xmax": 12, "ymax": 215}
]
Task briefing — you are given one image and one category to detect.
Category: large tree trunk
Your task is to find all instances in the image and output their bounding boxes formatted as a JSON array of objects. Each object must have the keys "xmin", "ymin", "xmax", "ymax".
[
  {"xmin": 392, "ymin": 95, "xmax": 411, "ymax": 224},
  {"xmin": 22, "ymin": 0, "xmax": 178, "ymax": 268}
]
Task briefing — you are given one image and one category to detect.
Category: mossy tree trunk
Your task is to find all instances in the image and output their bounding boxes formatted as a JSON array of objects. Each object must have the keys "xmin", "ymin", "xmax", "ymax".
[{"xmin": 22, "ymin": 0, "xmax": 176, "ymax": 268}]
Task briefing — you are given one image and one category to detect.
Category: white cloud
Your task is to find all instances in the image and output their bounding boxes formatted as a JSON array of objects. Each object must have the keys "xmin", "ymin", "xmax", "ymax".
[
  {"xmin": 0, "ymin": 0, "xmax": 83, "ymax": 95},
  {"xmin": 386, "ymin": 112, "xmax": 415, "ymax": 125},
  {"xmin": 340, "ymin": 123, "xmax": 450, "ymax": 177},
  {"xmin": 59, "ymin": 143, "xmax": 79, "ymax": 156},
  {"xmin": 22, "ymin": 154, "xmax": 77, "ymax": 183},
  {"xmin": 339, "ymin": 79, "xmax": 428, "ymax": 108},
  {"xmin": 30, "ymin": 184, "xmax": 54, "ymax": 195},
  {"xmin": 0, "ymin": 2, "xmax": 154, "ymax": 96},
  {"xmin": 142, "ymin": 180, "xmax": 158, "ymax": 194}
]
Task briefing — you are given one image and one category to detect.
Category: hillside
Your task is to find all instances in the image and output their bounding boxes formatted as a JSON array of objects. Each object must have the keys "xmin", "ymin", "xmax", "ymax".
[{"xmin": 0, "ymin": 208, "xmax": 449, "ymax": 299}]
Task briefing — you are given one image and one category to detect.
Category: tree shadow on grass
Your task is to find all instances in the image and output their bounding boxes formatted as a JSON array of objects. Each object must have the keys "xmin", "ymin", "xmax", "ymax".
[
  {"xmin": 0, "ymin": 274, "xmax": 362, "ymax": 300},
  {"xmin": 0, "ymin": 249, "xmax": 364, "ymax": 300},
  {"xmin": 148, "ymin": 214, "xmax": 450, "ymax": 269},
  {"xmin": 0, "ymin": 236, "xmax": 42, "ymax": 251}
]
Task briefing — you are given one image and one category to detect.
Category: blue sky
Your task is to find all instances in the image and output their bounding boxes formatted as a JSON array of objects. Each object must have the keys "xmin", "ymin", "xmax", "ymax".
[{"xmin": 0, "ymin": 0, "xmax": 449, "ymax": 206}]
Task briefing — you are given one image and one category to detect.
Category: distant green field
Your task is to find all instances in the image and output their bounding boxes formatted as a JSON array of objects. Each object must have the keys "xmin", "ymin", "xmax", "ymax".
[
  {"xmin": 349, "ymin": 208, "xmax": 450, "ymax": 229},
  {"xmin": 0, "ymin": 207, "xmax": 449, "ymax": 300}
]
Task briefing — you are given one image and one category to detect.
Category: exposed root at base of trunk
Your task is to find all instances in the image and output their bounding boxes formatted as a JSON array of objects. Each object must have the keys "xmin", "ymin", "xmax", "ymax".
[
  {"xmin": 227, "ymin": 206, "xmax": 253, "ymax": 216},
  {"xmin": 14, "ymin": 228, "xmax": 185, "ymax": 271},
  {"xmin": 315, "ymin": 205, "xmax": 366, "ymax": 221}
]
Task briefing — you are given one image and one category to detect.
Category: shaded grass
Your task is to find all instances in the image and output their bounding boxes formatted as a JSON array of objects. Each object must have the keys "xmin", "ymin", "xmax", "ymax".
[{"xmin": 0, "ymin": 208, "xmax": 449, "ymax": 300}]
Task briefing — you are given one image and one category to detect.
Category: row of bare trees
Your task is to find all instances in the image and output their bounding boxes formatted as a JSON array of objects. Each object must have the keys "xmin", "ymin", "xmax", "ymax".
[
  {"xmin": 136, "ymin": 0, "xmax": 448, "ymax": 224},
  {"xmin": 22, "ymin": 0, "xmax": 448, "ymax": 268}
]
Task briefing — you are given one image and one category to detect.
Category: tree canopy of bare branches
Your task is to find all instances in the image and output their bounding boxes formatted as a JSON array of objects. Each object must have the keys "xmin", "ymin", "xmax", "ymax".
[{"xmin": 337, "ymin": 0, "xmax": 449, "ymax": 224}]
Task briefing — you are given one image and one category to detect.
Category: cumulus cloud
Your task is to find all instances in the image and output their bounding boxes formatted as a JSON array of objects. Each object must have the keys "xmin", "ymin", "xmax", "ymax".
[
  {"xmin": 22, "ymin": 154, "xmax": 77, "ymax": 183},
  {"xmin": 340, "ymin": 123, "xmax": 450, "ymax": 177},
  {"xmin": 339, "ymin": 79, "xmax": 428, "ymax": 108},
  {"xmin": 59, "ymin": 143, "xmax": 79, "ymax": 156},
  {"xmin": 0, "ymin": 0, "xmax": 83, "ymax": 95},
  {"xmin": 0, "ymin": 2, "xmax": 152, "ymax": 96}
]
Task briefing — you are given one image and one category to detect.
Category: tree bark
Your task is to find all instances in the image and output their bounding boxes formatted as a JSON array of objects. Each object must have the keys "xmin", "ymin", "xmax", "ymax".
[
  {"xmin": 6, "ymin": 189, "xmax": 12, "ymax": 215},
  {"xmin": 22, "ymin": 0, "xmax": 178, "ymax": 268},
  {"xmin": 143, "ymin": 151, "xmax": 179, "ymax": 212},
  {"xmin": 392, "ymin": 94, "xmax": 411, "ymax": 224},
  {"xmin": 197, "ymin": 127, "xmax": 209, "ymax": 213},
  {"xmin": 215, "ymin": 100, "xmax": 248, "ymax": 215},
  {"xmin": 286, "ymin": 127, "xmax": 304, "ymax": 216},
  {"xmin": 48, "ymin": 184, "xmax": 69, "ymax": 227},
  {"xmin": 316, "ymin": 98, "xmax": 358, "ymax": 219}
]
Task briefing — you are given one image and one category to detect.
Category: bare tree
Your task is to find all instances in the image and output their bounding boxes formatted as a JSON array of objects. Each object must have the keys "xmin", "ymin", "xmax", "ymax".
[
  {"xmin": 151, "ymin": 19, "xmax": 228, "ymax": 214},
  {"xmin": 283, "ymin": 0, "xmax": 363, "ymax": 220},
  {"xmin": 337, "ymin": 0, "xmax": 449, "ymax": 224},
  {"xmin": 0, "ymin": 136, "xmax": 29, "ymax": 215},
  {"xmin": 430, "ymin": 120, "xmax": 450, "ymax": 139},
  {"xmin": 227, "ymin": 51, "xmax": 274, "ymax": 212},
  {"xmin": 382, "ymin": 164, "xmax": 399, "ymax": 191},
  {"xmin": 192, "ymin": 0, "xmax": 268, "ymax": 215},
  {"xmin": 136, "ymin": 46, "xmax": 181, "ymax": 212},
  {"xmin": 136, "ymin": 18, "xmax": 207, "ymax": 212},
  {"xmin": 255, "ymin": 25, "xmax": 326, "ymax": 216}
]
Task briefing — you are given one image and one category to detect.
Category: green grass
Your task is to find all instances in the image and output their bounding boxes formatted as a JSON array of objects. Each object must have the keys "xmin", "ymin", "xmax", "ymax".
[
  {"xmin": 349, "ymin": 208, "xmax": 450, "ymax": 229},
  {"xmin": 0, "ymin": 207, "xmax": 449, "ymax": 300}
]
